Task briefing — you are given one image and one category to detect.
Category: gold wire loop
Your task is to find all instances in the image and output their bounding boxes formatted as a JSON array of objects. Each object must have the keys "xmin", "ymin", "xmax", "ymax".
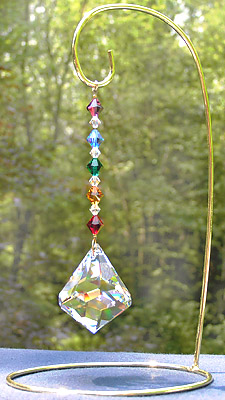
[
  {"xmin": 92, "ymin": 235, "xmax": 97, "ymax": 253},
  {"xmin": 92, "ymin": 82, "xmax": 99, "ymax": 97},
  {"xmin": 72, "ymin": 9, "xmax": 115, "ymax": 89}
]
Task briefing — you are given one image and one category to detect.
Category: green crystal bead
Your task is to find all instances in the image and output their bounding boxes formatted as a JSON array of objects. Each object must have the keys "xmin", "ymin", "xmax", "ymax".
[{"xmin": 87, "ymin": 158, "xmax": 103, "ymax": 176}]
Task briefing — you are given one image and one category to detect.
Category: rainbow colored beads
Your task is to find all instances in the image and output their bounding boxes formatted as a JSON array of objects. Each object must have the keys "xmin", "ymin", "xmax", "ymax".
[
  {"xmin": 58, "ymin": 97, "xmax": 132, "ymax": 334},
  {"xmin": 86, "ymin": 97, "xmax": 104, "ymax": 235}
]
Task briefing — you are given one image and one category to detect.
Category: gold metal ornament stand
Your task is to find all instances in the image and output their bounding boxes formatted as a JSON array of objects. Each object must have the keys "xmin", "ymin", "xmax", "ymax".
[{"xmin": 6, "ymin": 3, "xmax": 214, "ymax": 396}]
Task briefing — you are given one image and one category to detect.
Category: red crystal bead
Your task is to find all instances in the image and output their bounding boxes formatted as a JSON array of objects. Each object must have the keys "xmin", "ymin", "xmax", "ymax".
[
  {"xmin": 87, "ymin": 98, "xmax": 103, "ymax": 117},
  {"xmin": 87, "ymin": 215, "xmax": 104, "ymax": 235}
]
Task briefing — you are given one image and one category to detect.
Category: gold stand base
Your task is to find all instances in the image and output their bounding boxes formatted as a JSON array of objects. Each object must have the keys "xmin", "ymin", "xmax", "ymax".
[{"xmin": 6, "ymin": 361, "xmax": 213, "ymax": 396}]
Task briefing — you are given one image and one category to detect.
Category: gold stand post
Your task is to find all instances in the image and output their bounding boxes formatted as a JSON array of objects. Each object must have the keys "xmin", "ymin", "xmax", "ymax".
[{"xmin": 6, "ymin": 3, "xmax": 213, "ymax": 395}]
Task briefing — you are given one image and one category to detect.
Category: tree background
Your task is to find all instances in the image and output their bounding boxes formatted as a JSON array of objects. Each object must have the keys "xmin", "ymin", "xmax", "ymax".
[{"xmin": 0, "ymin": 0, "xmax": 224, "ymax": 353}]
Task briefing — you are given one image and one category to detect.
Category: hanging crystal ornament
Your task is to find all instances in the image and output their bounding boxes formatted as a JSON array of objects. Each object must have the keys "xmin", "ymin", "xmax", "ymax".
[{"xmin": 58, "ymin": 93, "xmax": 132, "ymax": 333}]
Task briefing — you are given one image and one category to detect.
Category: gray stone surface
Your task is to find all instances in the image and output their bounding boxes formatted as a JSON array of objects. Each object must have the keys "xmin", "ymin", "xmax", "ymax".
[{"xmin": 1, "ymin": 349, "xmax": 224, "ymax": 399}]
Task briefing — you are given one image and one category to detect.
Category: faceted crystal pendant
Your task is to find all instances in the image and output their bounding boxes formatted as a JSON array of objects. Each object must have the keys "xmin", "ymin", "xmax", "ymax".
[
  {"xmin": 86, "ymin": 186, "xmax": 103, "ymax": 203},
  {"xmin": 58, "ymin": 244, "xmax": 132, "ymax": 334},
  {"xmin": 89, "ymin": 116, "xmax": 101, "ymax": 129},
  {"xmin": 87, "ymin": 215, "xmax": 104, "ymax": 234},
  {"xmin": 90, "ymin": 147, "xmax": 101, "ymax": 158},
  {"xmin": 89, "ymin": 176, "xmax": 101, "ymax": 186},
  {"xmin": 87, "ymin": 98, "xmax": 103, "ymax": 117},
  {"xmin": 90, "ymin": 203, "xmax": 101, "ymax": 215},
  {"xmin": 87, "ymin": 129, "xmax": 104, "ymax": 147},
  {"xmin": 87, "ymin": 158, "xmax": 102, "ymax": 176}
]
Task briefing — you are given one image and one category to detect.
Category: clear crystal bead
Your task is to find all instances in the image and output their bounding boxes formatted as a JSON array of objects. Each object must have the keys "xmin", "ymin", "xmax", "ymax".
[
  {"xmin": 58, "ymin": 244, "xmax": 132, "ymax": 334},
  {"xmin": 89, "ymin": 116, "xmax": 101, "ymax": 129},
  {"xmin": 89, "ymin": 176, "xmax": 101, "ymax": 186},
  {"xmin": 90, "ymin": 147, "xmax": 101, "ymax": 158},
  {"xmin": 89, "ymin": 203, "xmax": 101, "ymax": 215}
]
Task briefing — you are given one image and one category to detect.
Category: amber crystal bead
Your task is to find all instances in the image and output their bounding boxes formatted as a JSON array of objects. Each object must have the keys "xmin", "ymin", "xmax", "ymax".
[
  {"xmin": 87, "ymin": 215, "xmax": 104, "ymax": 235},
  {"xmin": 86, "ymin": 186, "xmax": 103, "ymax": 203}
]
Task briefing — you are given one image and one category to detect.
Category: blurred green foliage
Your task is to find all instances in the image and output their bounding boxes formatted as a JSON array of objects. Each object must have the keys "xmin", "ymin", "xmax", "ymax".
[{"xmin": 0, "ymin": 0, "xmax": 224, "ymax": 354}]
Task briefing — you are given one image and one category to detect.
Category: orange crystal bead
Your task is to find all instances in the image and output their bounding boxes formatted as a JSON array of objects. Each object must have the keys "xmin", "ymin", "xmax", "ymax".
[{"xmin": 86, "ymin": 186, "xmax": 103, "ymax": 203}]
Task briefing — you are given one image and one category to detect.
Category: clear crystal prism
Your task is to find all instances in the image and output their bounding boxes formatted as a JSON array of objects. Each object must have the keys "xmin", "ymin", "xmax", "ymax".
[{"xmin": 58, "ymin": 244, "xmax": 132, "ymax": 334}]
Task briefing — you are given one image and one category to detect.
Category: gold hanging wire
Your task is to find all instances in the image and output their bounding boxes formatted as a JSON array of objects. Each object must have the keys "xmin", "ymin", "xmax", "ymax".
[
  {"xmin": 72, "ymin": 2, "xmax": 213, "ymax": 370},
  {"xmin": 7, "ymin": 3, "xmax": 214, "ymax": 396}
]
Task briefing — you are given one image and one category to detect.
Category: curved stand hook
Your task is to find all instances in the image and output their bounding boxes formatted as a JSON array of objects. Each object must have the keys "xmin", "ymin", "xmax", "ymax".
[{"xmin": 72, "ymin": 4, "xmax": 213, "ymax": 369}]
